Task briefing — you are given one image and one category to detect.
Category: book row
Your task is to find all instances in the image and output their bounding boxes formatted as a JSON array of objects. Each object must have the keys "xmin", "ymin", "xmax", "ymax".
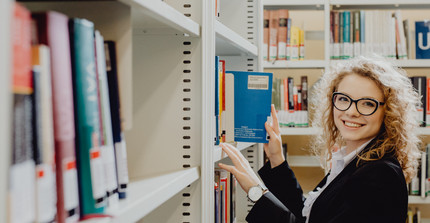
[
  {"xmin": 329, "ymin": 10, "xmax": 408, "ymax": 60},
  {"xmin": 214, "ymin": 169, "xmax": 238, "ymax": 223},
  {"xmin": 272, "ymin": 76, "xmax": 309, "ymax": 128},
  {"xmin": 214, "ymin": 57, "xmax": 273, "ymax": 144},
  {"xmin": 263, "ymin": 9, "xmax": 306, "ymax": 62},
  {"xmin": 409, "ymin": 144, "xmax": 430, "ymax": 198},
  {"xmin": 10, "ymin": 3, "xmax": 128, "ymax": 223}
]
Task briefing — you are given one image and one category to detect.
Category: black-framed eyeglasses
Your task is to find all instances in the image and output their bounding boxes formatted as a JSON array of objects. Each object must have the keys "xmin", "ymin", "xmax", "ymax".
[{"xmin": 332, "ymin": 92, "xmax": 385, "ymax": 116}]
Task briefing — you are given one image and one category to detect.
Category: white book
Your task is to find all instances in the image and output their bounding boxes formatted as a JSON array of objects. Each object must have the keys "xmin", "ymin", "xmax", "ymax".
[
  {"xmin": 95, "ymin": 30, "xmax": 120, "ymax": 208},
  {"xmin": 225, "ymin": 73, "xmax": 234, "ymax": 143},
  {"xmin": 32, "ymin": 45, "xmax": 57, "ymax": 223}
]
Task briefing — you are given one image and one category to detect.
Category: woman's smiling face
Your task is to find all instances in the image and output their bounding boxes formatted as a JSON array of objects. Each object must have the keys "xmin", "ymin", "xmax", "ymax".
[{"xmin": 333, "ymin": 73, "xmax": 385, "ymax": 150}]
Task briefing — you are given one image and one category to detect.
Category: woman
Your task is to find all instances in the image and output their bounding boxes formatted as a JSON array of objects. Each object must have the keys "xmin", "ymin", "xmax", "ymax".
[{"xmin": 218, "ymin": 57, "xmax": 422, "ymax": 223}]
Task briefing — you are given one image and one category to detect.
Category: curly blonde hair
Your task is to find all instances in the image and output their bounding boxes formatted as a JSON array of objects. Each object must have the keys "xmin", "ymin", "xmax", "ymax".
[{"xmin": 310, "ymin": 56, "xmax": 422, "ymax": 183}]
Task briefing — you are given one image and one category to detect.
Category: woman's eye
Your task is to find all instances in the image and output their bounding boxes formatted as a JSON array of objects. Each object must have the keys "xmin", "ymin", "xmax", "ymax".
[
  {"xmin": 363, "ymin": 101, "xmax": 376, "ymax": 107},
  {"xmin": 338, "ymin": 96, "xmax": 349, "ymax": 102}
]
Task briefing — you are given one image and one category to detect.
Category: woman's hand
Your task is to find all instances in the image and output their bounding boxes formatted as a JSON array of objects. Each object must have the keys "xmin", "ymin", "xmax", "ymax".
[
  {"xmin": 218, "ymin": 143, "xmax": 262, "ymax": 193},
  {"xmin": 264, "ymin": 104, "xmax": 285, "ymax": 168}
]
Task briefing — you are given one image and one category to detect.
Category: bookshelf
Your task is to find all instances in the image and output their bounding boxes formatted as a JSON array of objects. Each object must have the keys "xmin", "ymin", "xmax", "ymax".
[
  {"xmin": 1, "ymin": 0, "xmax": 262, "ymax": 223},
  {"xmin": 0, "ymin": 0, "xmax": 12, "ymax": 222},
  {"xmin": 263, "ymin": 0, "xmax": 430, "ymax": 220}
]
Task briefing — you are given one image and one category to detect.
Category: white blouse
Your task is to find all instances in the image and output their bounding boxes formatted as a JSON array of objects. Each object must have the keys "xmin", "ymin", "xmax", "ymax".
[{"xmin": 301, "ymin": 138, "xmax": 374, "ymax": 223}]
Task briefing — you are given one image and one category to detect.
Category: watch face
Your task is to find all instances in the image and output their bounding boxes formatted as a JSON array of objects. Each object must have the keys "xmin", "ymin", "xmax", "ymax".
[{"xmin": 248, "ymin": 186, "xmax": 263, "ymax": 202}]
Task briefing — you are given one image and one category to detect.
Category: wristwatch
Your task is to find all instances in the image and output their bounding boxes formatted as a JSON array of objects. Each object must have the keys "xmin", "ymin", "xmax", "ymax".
[{"xmin": 247, "ymin": 184, "xmax": 268, "ymax": 203}]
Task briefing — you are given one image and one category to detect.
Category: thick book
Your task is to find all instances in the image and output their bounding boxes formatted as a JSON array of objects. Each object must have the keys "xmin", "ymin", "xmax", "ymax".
[
  {"xmin": 277, "ymin": 9, "xmax": 288, "ymax": 60},
  {"xmin": 32, "ymin": 11, "xmax": 80, "ymax": 223},
  {"xmin": 227, "ymin": 71, "xmax": 273, "ymax": 143},
  {"xmin": 69, "ymin": 18, "xmax": 106, "ymax": 216},
  {"xmin": 32, "ymin": 45, "xmax": 57, "ymax": 223},
  {"xmin": 268, "ymin": 10, "xmax": 278, "ymax": 61},
  {"xmin": 10, "ymin": 3, "xmax": 36, "ymax": 223},
  {"xmin": 415, "ymin": 21, "xmax": 430, "ymax": 59},
  {"xmin": 105, "ymin": 41, "xmax": 129, "ymax": 199},
  {"xmin": 263, "ymin": 10, "xmax": 269, "ymax": 61}
]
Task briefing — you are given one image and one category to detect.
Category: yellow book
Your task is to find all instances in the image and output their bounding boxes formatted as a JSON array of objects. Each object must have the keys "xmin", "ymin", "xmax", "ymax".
[
  {"xmin": 299, "ymin": 29, "xmax": 305, "ymax": 60},
  {"xmin": 290, "ymin": 26, "xmax": 299, "ymax": 60}
]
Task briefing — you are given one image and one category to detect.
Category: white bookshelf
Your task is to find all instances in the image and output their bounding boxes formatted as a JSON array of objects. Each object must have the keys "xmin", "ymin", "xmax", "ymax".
[
  {"xmin": 280, "ymin": 127, "xmax": 322, "ymax": 135},
  {"xmin": 330, "ymin": 0, "xmax": 430, "ymax": 6},
  {"xmin": 264, "ymin": 60, "xmax": 327, "ymax": 69},
  {"xmin": 214, "ymin": 143, "xmax": 256, "ymax": 163},
  {"xmin": 287, "ymin": 155, "xmax": 321, "ymax": 167},
  {"xmin": 120, "ymin": 0, "xmax": 200, "ymax": 37},
  {"xmin": 280, "ymin": 127, "xmax": 430, "ymax": 135},
  {"xmin": 106, "ymin": 168, "xmax": 199, "ymax": 223},
  {"xmin": 215, "ymin": 20, "xmax": 258, "ymax": 56},
  {"xmin": 409, "ymin": 196, "xmax": 430, "ymax": 204},
  {"xmin": 264, "ymin": 0, "xmax": 325, "ymax": 6}
]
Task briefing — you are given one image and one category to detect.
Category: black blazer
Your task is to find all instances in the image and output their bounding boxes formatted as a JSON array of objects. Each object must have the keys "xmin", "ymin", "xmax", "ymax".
[{"xmin": 246, "ymin": 138, "xmax": 408, "ymax": 223}]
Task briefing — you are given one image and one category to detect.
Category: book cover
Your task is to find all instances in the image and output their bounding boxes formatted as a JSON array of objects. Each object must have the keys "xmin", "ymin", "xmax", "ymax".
[
  {"xmin": 69, "ymin": 18, "xmax": 106, "ymax": 216},
  {"xmin": 228, "ymin": 71, "xmax": 273, "ymax": 143},
  {"xmin": 225, "ymin": 73, "xmax": 235, "ymax": 143},
  {"xmin": 105, "ymin": 41, "xmax": 129, "ymax": 199},
  {"xmin": 32, "ymin": 11, "xmax": 80, "ymax": 222},
  {"xmin": 415, "ymin": 21, "xmax": 430, "ymax": 59},
  {"xmin": 10, "ymin": 3, "xmax": 36, "ymax": 223}
]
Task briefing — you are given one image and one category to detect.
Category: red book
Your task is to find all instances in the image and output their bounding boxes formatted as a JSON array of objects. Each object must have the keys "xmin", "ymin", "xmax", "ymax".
[{"xmin": 32, "ymin": 11, "xmax": 80, "ymax": 223}]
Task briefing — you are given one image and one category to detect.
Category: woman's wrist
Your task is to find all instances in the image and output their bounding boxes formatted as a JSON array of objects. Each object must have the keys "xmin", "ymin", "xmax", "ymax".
[{"xmin": 269, "ymin": 155, "xmax": 285, "ymax": 168}]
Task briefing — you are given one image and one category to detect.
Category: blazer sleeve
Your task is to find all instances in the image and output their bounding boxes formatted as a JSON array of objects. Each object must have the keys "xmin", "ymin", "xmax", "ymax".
[
  {"xmin": 329, "ymin": 160, "xmax": 408, "ymax": 223},
  {"xmin": 246, "ymin": 161, "xmax": 306, "ymax": 223},
  {"xmin": 246, "ymin": 192, "xmax": 301, "ymax": 223}
]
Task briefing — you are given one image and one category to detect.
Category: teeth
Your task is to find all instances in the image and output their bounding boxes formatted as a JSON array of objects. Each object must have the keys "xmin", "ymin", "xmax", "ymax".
[{"xmin": 344, "ymin": 121, "xmax": 362, "ymax": 128}]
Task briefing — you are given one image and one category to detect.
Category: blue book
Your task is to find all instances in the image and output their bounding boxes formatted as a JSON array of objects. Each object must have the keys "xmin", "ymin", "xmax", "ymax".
[
  {"xmin": 415, "ymin": 21, "xmax": 430, "ymax": 59},
  {"xmin": 215, "ymin": 56, "xmax": 220, "ymax": 145},
  {"xmin": 228, "ymin": 71, "xmax": 273, "ymax": 143}
]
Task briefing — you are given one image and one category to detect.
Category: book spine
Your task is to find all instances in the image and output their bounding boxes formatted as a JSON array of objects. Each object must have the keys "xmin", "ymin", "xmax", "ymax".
[
  {"xmin": 105, "ymin": 41, "xmax": 129, "ymax": 199},
  {"xmin": 32, "ymin": 45, "xmax": 57, "ymax": 223},
  {"xmin": 263, "ymin": 10, "xmax": 269, "ymax": 61},
  {"xmin": 10, "ymin": 4, "xmax": 36, "ymax": 223},
  {"xmin": 95, "ymin": 30, "xmax": 119, "ymax": 209},
  {"xmin": 69, "ymin": 18, "xmax": 106, "ymax": 215},
  {"xmin": 33, "ymin": 11, "xmax": 81, "ymax": 222},
  {"xmin": 269, "ymin": 10, "xmax": 278, "ymax": 61},
  {"xmin": 277, "ymin": 9, "xmax": 288, "ymax": 60}
]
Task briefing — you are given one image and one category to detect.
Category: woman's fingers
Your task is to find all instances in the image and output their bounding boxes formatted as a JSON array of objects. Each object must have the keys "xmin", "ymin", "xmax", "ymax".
[
  {"xmin": 265, "ymin": 121, "xmax": 277, "ymax": 141},
  {"xmin": 222, "ymin": 143, "xmax": 247, "ymax": 164},
  {"xmin": 218, "ymin": 163, "xmax": 237, "ymax": 175},
  {"xmin": 220, "ymin": 143, "xmax": 243, "ymax": 166},
  {"xmin": 271, "ymin": 104, "xmax": 280, "ymax": 134}
]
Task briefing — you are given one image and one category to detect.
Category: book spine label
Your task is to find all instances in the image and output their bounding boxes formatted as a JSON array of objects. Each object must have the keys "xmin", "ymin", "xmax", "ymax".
[{"xmin": 63, "ymin": 158, "xmax": 79, "ymax": 211}]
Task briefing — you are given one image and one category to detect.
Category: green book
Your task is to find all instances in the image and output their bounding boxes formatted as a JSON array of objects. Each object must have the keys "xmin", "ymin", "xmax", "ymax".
[{"xmin": 69, "ymin": 18, "xmax": 106, "ymax": 216}]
